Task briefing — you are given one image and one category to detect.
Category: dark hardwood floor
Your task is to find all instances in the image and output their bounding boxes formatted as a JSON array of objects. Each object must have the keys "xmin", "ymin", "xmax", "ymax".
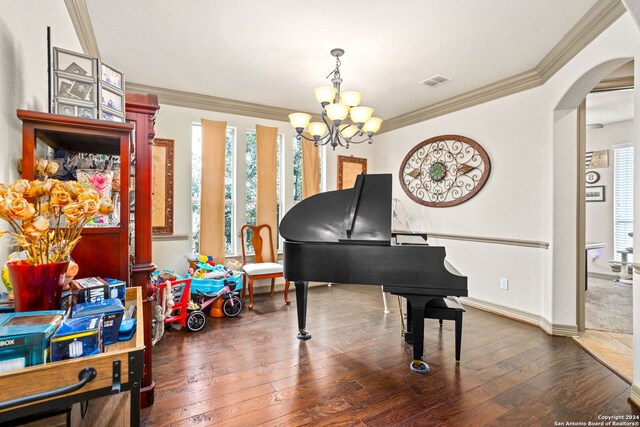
[{"xmin": 142, "ymin": 284, "xmax": 640, "ymax": 426}]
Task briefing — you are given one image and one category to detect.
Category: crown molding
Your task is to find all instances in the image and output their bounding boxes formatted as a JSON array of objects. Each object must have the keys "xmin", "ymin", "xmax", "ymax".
[
  {"xmin": 64, "ymin": 0, "xmax": 100, "ymax": 57},
  {"xmin": 381, "ymin": 0, "xmax": 626, "ymax": 134},
  {"xmin": 126, "ymin": 82, "xmax": 319, "ymax": 123},
  {"xmin": 69, "ymin": 0, "xmax": 627, "ymax": 132},
  {"xmin": 380, "ymin": 69, "xmax": 542, "ymax": 133},
  {"xmin": 592, "ymin": 75, "xmax": 635, "ymax": 91},
  {"xmin": 536, "ymin": 0, "xmax": 626, "ymax": 82}
]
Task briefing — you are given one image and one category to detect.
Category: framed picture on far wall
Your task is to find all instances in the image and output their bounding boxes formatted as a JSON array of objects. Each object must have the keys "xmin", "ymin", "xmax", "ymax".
[{"xmin": 586, "ymin": 185, "xmax": 605, "ymax": 202}]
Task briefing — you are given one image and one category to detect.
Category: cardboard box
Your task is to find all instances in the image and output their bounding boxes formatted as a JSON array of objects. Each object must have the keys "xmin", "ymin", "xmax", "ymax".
[
  {"xmin": 72, "ymin": 298, "xmax": 124, "ymax": 345},
  {"xmin": 102, "ymin": 278, "xmax": 126, "ymax": 304},
  {"xmin": 71, "ymin": 277, "xmax": 109, "ymax": 304},
  {"xmin": 0, "ymin": 311, "xmax": 65, "ymax": 372},
  {"xmin": 51, "ymin": 314, "xmax": 103, "ymax": 361}
]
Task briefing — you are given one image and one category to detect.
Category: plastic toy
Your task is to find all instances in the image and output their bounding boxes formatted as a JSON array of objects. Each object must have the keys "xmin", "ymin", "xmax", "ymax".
[
  {"xmin": 192, "ymin": 279, "xmax": 243, "ymax": 318},
  {"xmin": 157, "ymin": 278, "xmax": 206, "ymax": 332}
]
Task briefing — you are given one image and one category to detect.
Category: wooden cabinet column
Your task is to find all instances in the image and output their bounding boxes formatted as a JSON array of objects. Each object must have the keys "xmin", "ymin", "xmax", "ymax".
[{"xmin": 125, "ymin": 93, "xmax": 160, "ymax": 408}]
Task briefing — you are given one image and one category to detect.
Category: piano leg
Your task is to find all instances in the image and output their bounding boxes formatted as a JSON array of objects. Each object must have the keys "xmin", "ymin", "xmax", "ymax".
[
  {"xmin": 295, "ymin": 281, "xmax": 312, "ymax": 340},
  {"xmin": 404, "ymin": 295, "xmax": 434, "ymax": 373}
]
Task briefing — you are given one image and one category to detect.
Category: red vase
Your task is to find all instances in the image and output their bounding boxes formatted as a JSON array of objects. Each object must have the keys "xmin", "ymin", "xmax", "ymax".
[{"xmin": 6, "ymin": 261, "xmax": 70, "ymax": 312}]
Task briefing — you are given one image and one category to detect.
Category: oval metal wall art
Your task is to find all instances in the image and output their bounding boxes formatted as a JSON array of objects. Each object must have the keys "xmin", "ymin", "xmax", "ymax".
[{"xmin": 399, "ymin": 134, "xmax": 491, "ymax": 207}]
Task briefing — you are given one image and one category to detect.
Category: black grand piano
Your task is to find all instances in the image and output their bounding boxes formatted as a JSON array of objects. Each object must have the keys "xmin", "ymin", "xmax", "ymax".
[{"xmin": 280, "ymin": 173, "xmax": 468, "ymax": 373}]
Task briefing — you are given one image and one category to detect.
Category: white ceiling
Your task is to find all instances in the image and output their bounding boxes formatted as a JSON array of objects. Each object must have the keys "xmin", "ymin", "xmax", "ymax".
[
  {"xmin": 85, "ymin": 0, "xmax": 599, "ymax": 120},
  {"xmin": 586, "ymin": 89, "xmax": 635, "ymax": 126}
]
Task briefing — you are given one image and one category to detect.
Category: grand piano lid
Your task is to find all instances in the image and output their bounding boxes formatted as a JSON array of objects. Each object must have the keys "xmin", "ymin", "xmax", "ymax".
[{"xmin": 280, "ymin": 173, "xmax": 392, "ymax": 245}]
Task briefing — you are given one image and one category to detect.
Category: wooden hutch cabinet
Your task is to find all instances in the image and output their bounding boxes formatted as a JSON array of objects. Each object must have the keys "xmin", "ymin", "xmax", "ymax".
[
  {"xmin": 17, "ymin": 95, "xmax": 160, "ymax": 411},
  {"xmin": 125, "ymin": 93, "xmax": 160, "ymax": 408},
  {"xmin": 18, "ymin": 110, "xmax": 133, "ymax": 281}
]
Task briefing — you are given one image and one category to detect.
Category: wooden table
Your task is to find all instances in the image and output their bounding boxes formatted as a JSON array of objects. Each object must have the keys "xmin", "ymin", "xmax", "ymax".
[{"xmin": 0, "ymin": 287, "xmax": 144, "ymax": 426}]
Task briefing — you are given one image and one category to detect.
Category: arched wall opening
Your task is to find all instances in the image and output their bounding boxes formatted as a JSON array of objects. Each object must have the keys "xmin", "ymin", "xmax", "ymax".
[{"xmin": 551, "ymin": 58, "xmax": 634, "ymax": 330}]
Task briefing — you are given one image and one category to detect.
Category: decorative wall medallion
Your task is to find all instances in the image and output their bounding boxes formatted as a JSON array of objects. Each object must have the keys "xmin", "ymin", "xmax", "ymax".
[
  {"xmin": 399, "ymin": 135, "xmax": 491, "ymax": 207},
  {"xmin": 585, "ymin": 170, "xmax": 600, "ymax": 184}
]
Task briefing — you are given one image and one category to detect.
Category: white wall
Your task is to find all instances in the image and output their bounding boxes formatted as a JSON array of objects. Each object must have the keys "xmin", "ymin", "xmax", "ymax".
[
  {"xmin": 585, "ymin": 120, "xmax": 635, "ymax": 275},
  {"xmin": 0, "ymin": 1, "xmax": 80, "ymax": 290},
  {"xmin": 369, "ymin": 13, "xmax": 640, "ymax": 325}
]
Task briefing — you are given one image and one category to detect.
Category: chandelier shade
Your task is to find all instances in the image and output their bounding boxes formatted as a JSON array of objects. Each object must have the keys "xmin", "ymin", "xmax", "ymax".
[
  {"xmin": 340, "ymin": 91, "xmax": 362, "ymax": 107},
  {"xmin": 289, "ymin": 49, "xmax": 382, "ymax": 150},
  {"xmin": 289, "ymin": 113, "xmax": 311, "ymax": 129},
  {"xmin": 308, "ymin": 122, "xmax": 328, "ymax": 138}
]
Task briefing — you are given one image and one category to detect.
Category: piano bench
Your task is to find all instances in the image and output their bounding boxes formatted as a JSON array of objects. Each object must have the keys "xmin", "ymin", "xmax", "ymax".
[{"xmin": 424, "ymin": 297, "xmax": 465, "ymax": 364}]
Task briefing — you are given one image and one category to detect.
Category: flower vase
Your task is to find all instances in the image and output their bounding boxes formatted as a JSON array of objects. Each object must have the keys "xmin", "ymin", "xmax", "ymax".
[{"xmin": 6, "ymin": 261, "xmax": 69, "ymax": 312}]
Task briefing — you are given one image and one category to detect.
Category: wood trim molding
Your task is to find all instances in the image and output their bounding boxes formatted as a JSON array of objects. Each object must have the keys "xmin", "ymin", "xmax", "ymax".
[
  {"xmin": 152, "ymin": 234, "xmax": 189, "ymax": 241},
  {"xmin": 460, "ymin": 297, "xmax": 579, "ymax": 337},
  {"xmin": 630, "ymin": 384, "xmax": 640, "ymax": 410},
  {"xmin": 535, "ymin": 0, "xmax": 627, "ymax": 82},
  {"xmin": 381, "ymin": 0, "xmax": 626, "ymax": 133},
  {"xmin": 126, "ymin": 82, "xmax": 319, "ymax": 123},
  {"xmin": 426, "ymin": 232, "xmax": 550, "ymax": 249},
  {"xmin": 64, "ymin": 0, "xmax": 100, "ymax": 57},
  {"xmin": 67, "ymin": 0, "xmax": 627, "ymax": 131},
  {"xmin": 592, "ymin": 75, "xmax": 635, "ymax": 92}
]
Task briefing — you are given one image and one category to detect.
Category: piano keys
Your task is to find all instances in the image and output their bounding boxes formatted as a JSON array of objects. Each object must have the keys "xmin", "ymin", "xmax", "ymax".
[{"xmin": 280, "ymin": 173, "xmax": 467, "ymax": 373}]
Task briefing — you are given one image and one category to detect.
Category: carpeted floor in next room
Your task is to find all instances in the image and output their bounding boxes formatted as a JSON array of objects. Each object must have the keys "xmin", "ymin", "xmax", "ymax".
[
  {"xmin": 585, "ymin": 277, "xmax": 632, "ymax": 334},
  {"xmin": 576, "ymin": 276, "xmax": 633, "ymax": 383}
]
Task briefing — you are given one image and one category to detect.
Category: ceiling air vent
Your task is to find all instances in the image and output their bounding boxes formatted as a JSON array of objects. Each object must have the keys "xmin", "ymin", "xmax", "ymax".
[{"xmin": 419, "ymin": 74, "xmax": 452, "ymax": 88}]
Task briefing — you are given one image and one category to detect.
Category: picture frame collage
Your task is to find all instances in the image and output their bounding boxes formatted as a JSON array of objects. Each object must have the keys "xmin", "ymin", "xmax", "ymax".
[{"xmin": 52, "ymin": 47, "xmax": 125, "ymax": 122}]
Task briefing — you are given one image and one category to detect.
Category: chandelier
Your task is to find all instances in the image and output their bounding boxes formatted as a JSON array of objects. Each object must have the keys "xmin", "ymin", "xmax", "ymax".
[{"xmin": 289, "ymin": 48, "xmax": 382, "ymax": 150}]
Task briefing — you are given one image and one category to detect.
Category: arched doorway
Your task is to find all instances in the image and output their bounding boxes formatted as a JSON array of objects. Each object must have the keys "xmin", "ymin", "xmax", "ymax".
[{"xmin": 551, "ymin": 57, "xmax": 634, "ymax": 332}]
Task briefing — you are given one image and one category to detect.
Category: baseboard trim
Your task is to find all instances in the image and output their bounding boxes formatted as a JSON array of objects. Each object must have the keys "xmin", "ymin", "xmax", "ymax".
[
  {"xmin": 460, "ymin": 297, "xmax": 579, "ymax": 337},
  {"xmin": 630, "ymin": 384, "xmax": 640, "ymax": 409},
  {"xmin": 588, "ymin": 271, "xmax": 619, "ymax": 280}
]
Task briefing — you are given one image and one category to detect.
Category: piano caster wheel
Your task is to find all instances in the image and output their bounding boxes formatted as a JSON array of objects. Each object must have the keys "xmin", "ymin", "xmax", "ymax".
[
  {"xmin": 410, "ymin": 360, "xmax": 429, "ymax": 373},
  {"xmin": 297, "ymin": 331, "xmax": 312, "ymax": 340}
]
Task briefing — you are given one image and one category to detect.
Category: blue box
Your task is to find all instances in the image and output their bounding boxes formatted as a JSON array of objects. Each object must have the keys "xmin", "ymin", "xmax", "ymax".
[
  {"xmin": 72, "ymin": 298, "xmax": 124, "ymax": 345},
  {"xmin": 189, "ymin": 273, "xmax": 243, "ymax": 295},
  {"xmin": 102, "ymin": 278, "xmax": 126, "ymax": 304},
  {"xmin": 0, "ymin": 311, "xmax": 65, "ymax": 372},
  {"xmin": 51, "ymin": 315, "xmax": 103, "ymax": 361}
]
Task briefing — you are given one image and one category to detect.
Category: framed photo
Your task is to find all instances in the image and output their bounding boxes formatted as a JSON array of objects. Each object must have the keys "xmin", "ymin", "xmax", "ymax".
[
  {"xmin": 56, "ymin": 101, "xmax": 78, "ymax": 117},
  {"xmin": 586, "ymin": 150, "xmax": 609, "ymax": 169},
  {"xmin": 99, "ymin": 62, "xmax": 124, "ymax": 91},
  {"xmin": 54, "ymin": 99, "xmax": 96, "ymax": 119},
  {"xmin": 100, "ymin": 87, "xmax": 123, "ymax": 112},
  {"xmin": 100, "ymin": 111, "xmax": 124, "ymax": 122},
  {"xmin": 69, "ymin": 80, "xmax": 95, "ymax": 102},
  {"xmin": 585, "ymin": 171, "xmax": 600, "ymax": 184},
  {"xmin": 586, "ymin": 185, "xmax": 605, "ymax": 202},
  {"xmin": 77, "ymin": 106, "xmax": 95, "ymax": 119},
  {"xmin": 53, "ymin": 47, "xmax": 97, "ymax": 79},
  {"xmin": 152, "ymin": 138, "xmax": 175, "ymax": 235},
  {"xmin": 337, "ymin": 155, "xmax": 367, "ymax": 189},
  {"xmin": 55, "ymin": 74, "xmax": 95, "ymax": 101}
]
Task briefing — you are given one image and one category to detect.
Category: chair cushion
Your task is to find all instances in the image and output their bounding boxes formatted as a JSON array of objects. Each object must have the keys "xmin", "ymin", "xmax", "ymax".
[{"xmin": 243, "ymin": 262, "xmax": 283, "ymax": 276}]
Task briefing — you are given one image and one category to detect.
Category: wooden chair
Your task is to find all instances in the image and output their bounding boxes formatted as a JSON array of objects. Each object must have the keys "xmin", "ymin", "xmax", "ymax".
[{"xmin": 240, "ymin": 224, "xmax": 290, "ymax": 309}]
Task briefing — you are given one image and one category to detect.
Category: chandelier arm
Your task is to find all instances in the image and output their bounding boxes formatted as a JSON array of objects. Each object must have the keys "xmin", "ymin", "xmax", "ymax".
[{"xmin": 344, "ymin": 135, "xmax": 374, "ymax": 145}]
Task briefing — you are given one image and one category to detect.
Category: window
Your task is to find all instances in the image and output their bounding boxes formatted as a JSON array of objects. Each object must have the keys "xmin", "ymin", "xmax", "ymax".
[
  {"xmin": 191, "ymin": 124, "xmax": 235, "ymax": 254},
  {"xmin": 292, "ymin": 137, "xmax": 324, "ymax": 205},
  {"xmin": 244, "ymin": 130, "xmax": 283, "ymax": 252},
  {"xmin": 613, "ymin": 144, "xmax": 633, "ymax": 262}
]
